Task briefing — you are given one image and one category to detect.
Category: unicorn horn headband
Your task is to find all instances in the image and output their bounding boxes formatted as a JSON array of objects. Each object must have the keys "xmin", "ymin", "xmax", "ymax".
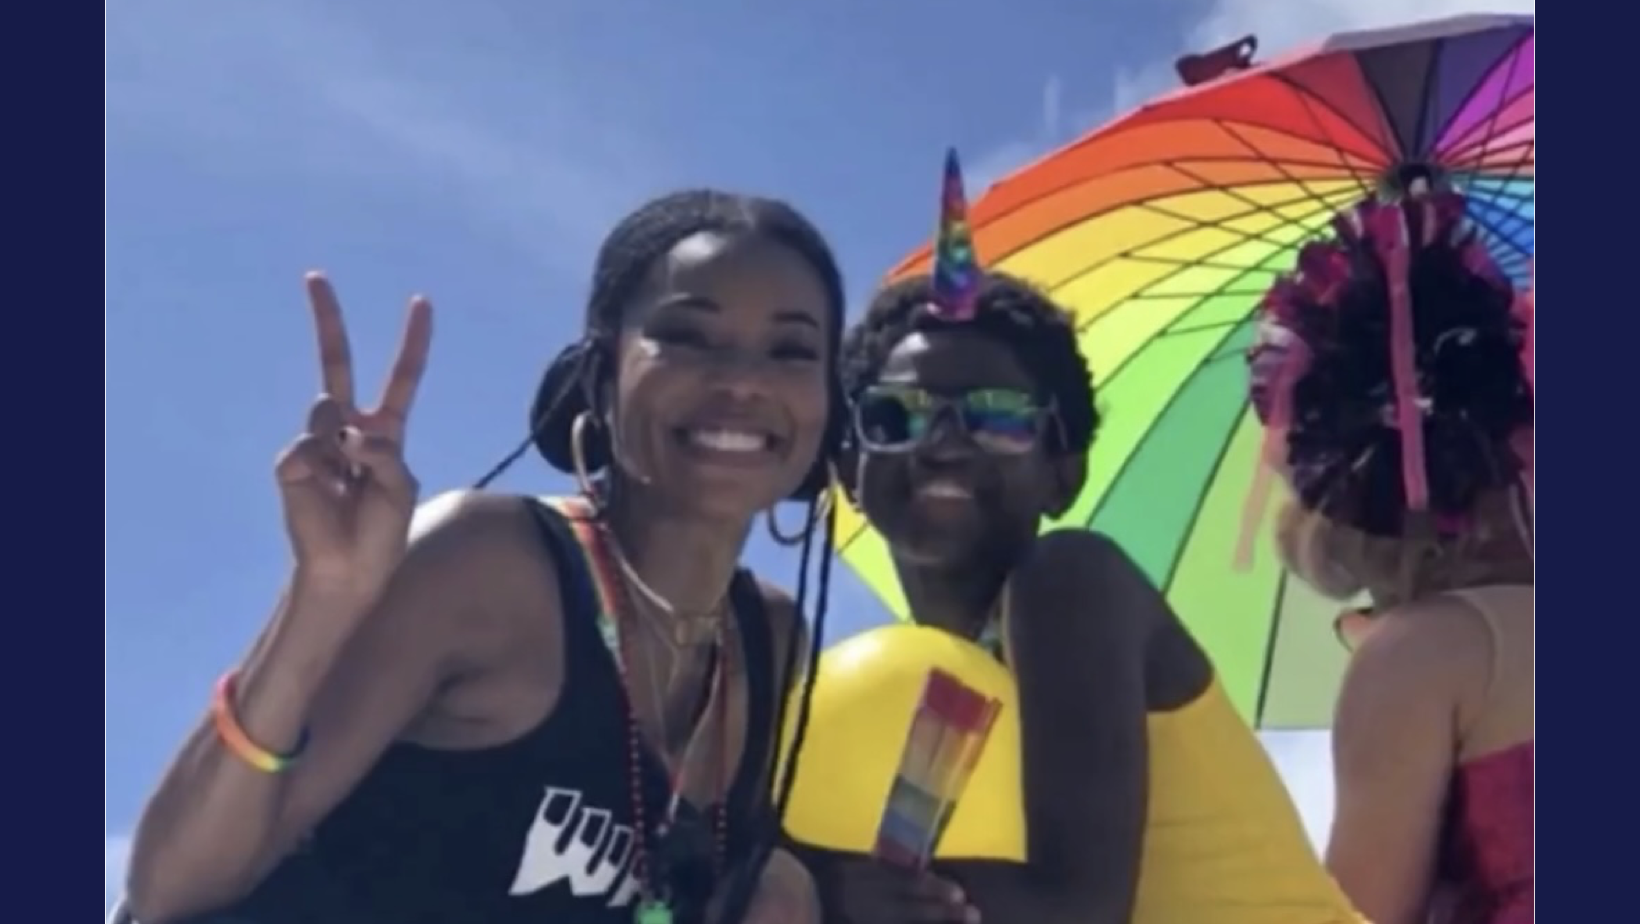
[{"xmin": 929, "ymin": 148, "xmax": 982, "ymax": 321}]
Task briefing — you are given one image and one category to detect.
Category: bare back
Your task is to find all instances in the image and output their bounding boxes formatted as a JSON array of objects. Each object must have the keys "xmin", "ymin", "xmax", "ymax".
[{"xmin": 1447, "ymin": 585, "xmax": 1533, "ymax": 761}]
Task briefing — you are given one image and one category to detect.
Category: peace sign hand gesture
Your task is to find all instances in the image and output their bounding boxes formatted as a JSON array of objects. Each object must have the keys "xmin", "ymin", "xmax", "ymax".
[{"xmin": 275, "ymin": 273, "xmax": 434, "ymax": 602}]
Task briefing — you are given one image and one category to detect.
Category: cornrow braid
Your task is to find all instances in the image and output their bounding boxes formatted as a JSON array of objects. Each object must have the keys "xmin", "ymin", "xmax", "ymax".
[
  {"xmin": 474, "ymin": 188, "xmax": 846, "ymax": 495},
  {"xmin": 469, "ymin": 189, "xmax": 844, "ymax": 916}
]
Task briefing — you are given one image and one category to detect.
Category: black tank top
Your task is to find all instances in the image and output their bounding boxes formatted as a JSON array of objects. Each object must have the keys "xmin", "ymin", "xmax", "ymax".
[{"xmin": 219, "ymin": 501, "xmax": 779, "ymax": 924}]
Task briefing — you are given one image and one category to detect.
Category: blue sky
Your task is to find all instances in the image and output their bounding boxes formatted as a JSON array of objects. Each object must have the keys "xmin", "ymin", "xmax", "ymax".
[{"xmin": 105, "ymin": 0, "xmax": 1525, "ymax": 907}]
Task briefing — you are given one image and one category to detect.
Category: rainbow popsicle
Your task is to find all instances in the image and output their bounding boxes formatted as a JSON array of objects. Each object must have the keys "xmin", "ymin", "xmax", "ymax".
[{"xmin": 872, "ymin": 667, "xmax": 1002, "ymax": 869}]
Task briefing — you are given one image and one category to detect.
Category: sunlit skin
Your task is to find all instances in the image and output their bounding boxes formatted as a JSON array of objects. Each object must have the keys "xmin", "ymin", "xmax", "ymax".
[
  {"xmin": 125, "ymin": 238, "xmax": 832, "ymax": 923},
  {"xmin": 857, "ymin": 330, "xmax": 1077, "ymax": 638},
  {"xmin": 1315, "ymin": 490, "xmax": 1533, "ymax": 924},
  {"xmin": 812, "ymin": 327, "xmax": 1215, "ymax": 924}
]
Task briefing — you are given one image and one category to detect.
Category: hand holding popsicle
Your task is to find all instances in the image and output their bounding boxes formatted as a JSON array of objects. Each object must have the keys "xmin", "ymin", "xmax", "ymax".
[{"xmin": 831, "ymin": 860, "xmax": 980, "ymax": 924}]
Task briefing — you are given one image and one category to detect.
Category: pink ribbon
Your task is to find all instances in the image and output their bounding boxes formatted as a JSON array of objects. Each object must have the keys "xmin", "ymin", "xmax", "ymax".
[
  {"xmin": 1371, "ymin": 203, "xmax": 1431, "ymax": 512},
  {"xmin": 1235, "ymin": 335, "xmax": 1310, "ymax": 567}
]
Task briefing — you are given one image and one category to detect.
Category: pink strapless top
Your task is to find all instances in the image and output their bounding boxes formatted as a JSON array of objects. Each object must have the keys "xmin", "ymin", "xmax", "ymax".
[{"xmin": 1440, "ymin": 742, "xmax": 1533, "ymax": 924}]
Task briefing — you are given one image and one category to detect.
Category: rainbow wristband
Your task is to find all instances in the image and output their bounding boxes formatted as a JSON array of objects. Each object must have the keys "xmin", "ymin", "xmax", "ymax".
[{"xmin": 211, "ymin": 672, "xmax": 309, "ymax": 774}]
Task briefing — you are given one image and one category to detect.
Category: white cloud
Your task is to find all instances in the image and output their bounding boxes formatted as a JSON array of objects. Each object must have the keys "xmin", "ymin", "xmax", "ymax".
[
  {"xmin": 106, "ymin": 833, "xmax": 132, "ymax": 911},
  {"xmin": 1261, "ymin": 731, "xmax": 1335, "ymax": 850},
  {"xmin": 973, "ymin": 1, "xmax": 1535, "ymax": 193},
  {"xmin": 1109, "ymin": 0, "xmax": 1536, "ymax": 119},
  {"xmin": 106, "ymin": 2, "xmax": 656, "ymax": 264},
  {"xmin": 968, "ymin": 76, "xmax": 1072, "ymax": 192}
]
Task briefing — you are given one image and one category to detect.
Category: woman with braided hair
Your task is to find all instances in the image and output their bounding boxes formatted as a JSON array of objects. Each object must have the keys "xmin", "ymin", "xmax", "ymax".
[
  {"xmin": 1248, "ymin": 178, "xmax": 1534, "ymax": 924},
  {"xmin": 124, "ymin": 190, "xmax": 843, "ymax": 924}
]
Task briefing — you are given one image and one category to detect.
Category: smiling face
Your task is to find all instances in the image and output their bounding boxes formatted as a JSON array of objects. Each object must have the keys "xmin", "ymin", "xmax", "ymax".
[
  {"xmin": 605, "ymin": 230, "xmax": 833, "ymax": 520},
  {"xmin": 854, "ymin": 327, "xmax": 1071, "ymax": 567}
]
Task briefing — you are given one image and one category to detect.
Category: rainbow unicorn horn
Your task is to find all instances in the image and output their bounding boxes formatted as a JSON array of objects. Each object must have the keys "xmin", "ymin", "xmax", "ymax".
[{"xmin": 928, "ymin": 148, "xmax": 982, "ymax": 322}]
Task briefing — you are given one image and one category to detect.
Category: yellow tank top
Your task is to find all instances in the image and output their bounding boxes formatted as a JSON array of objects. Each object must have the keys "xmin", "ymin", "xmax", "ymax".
[{"xmin": 1134, "ymin": 677, "xmax": 1366, "ymax": 924}]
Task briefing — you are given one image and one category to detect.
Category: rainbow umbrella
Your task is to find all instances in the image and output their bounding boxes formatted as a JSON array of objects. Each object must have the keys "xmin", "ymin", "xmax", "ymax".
[{"xmin": 836, "ymin": 13, "xmax": 1534, "ymax": 730}]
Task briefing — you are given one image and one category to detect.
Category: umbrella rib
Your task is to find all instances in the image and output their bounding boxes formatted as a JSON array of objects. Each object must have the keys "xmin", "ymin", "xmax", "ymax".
[
  {"xmin": 954, "ymin": 148, "xmax": 1367, "ymax": 252},
  {"xmin": 1461, "ymin": 197, "xmax": 1533, "ymax": 262},
  {"xmin": 1121, "ymin": 252, "xmax": 1288, "ymax": 274},
  {"xmin": 1212, "ymin": 119, "xmax": 1372, "ymax": 227},
  {"xmin": 1354, "ymin": 54, "xmax": 1415, "ymax": 160},
  {"xmin": 1471, "ymin": 203, "xmax": 1532, "ymax": 243},
  {"xmin": 1233, "ymin": 70, "xmax": 1387, "ymax": 206},
  {"xmin": 1135, "ymin": 179, "xmax": 1355, "ymax": 229},
  {"xmin": 981, "ymin": 151, "xmax": 1382, "ymax": 273},
  {"xmin": 1152, "ymin": 396, "xmax": 1258, "ymax": 595},
  {"xmin": 1068, "ymin": 194, "xmax": 1345, "ymax": 310},
  {"xmin": 1128, "ymin": 186, "xmax": 1356, "ymax": 256},
  {"xmin": 1264, "ymin": 72, "xmax": 1386, "ymax": 188},
  {"xmin": 1151, "ymin": 164, "xmax": 1347, "ymax": 261},
  {"xmin": 1449, "ymin": 75, "xmax": 1535, "ymax": 249},
  {"xmin": 1431, "ymin": 30, "xmax": 1534, "ymax": 158},
  {"xmin": 1456, "ymin": 155, "xmax": 1535, "ymax": 256},
  {"xmin": 1162, "ymin": 318, "xmax": 1254, "ymax": 338},
  {"xmin": 979, "ymin": 32, "xmax": 1531, "ymax": 265},
  {"xmin": 1430, "ymin": 33, "xmax": 1534, "ymax": 256},
  {"xmin": 1456, "ymin": 166, "xmax": 1535, "ymax": 223},
  {"xmin": 1080, "ymin": 262, "xmax": 1271, "ymax": 531},
  {"xmin": 1114, "ymin": 181, "xmax": 1349, "ymax": 267},
  {"xmin": 1411, "ymin": 38, "xmax": 1446, "ymax": 156},
  {"xmin": 1252, "ymin": 572, "xmax": 1293, "ymax": 727},
  {"xmin": 1048, "ymin": 190, "xmax": 1340, "ymax": 301}
]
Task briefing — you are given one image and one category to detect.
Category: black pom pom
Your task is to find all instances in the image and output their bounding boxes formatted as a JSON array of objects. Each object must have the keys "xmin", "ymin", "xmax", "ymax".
[
  {"xmin": 530, "ymin": 340, "xmax": 608, "ymax": 475},
  {"xmin": 1284, "ymin": 240, "xmax": 1533, "ymax": 535}
]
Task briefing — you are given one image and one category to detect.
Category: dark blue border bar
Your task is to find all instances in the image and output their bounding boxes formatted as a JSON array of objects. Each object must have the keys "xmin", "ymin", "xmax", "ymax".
[
  {"xmin": 1539, "ymin": 6, "xmax": 1624, "ymax": 922},
  {"xmin": 6, "ymin": 6, "xmax": 105, "ymax": 918}
]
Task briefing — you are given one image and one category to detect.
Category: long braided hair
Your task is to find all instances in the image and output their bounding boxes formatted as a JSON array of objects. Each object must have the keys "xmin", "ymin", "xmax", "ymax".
[{"xmin": 473, "ymin": 189, "xmax": 844, "ymax": 919}]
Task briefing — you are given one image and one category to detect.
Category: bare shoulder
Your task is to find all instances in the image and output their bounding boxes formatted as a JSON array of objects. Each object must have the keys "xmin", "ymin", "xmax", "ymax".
[
  {"xmin": 1013, "ymin": 529, "xmax": 1155, "ymax": 640},
  {"xmin": 1336, "ymin": 597, "xmax": 1487, "ymax": 734},
  {"xmin": 392, "ymin": 490, "xmax": 564, "ymax": 658},
  {"xmin": 1348, "ymin": 597, "xmax": 1489, "ymax": 692},
  {"xmin": 408, "ymin": 488, "xmax": 536, "ymax": 545},
  {"xmin": 1022, "ymin": 526, "xmax": 1127, "ymax": 569}
]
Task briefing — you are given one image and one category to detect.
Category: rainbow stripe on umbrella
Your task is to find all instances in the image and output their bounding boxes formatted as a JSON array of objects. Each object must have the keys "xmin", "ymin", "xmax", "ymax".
[{"xmin": 836, "ymin": 14, "xmax": 1534, "ymax": 729}]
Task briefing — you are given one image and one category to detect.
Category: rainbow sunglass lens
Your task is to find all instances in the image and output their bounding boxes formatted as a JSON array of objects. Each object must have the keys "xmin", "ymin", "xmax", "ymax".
[{"xmin": 855, "ymin": 386, "xmax": 1046, "ymax": 453}]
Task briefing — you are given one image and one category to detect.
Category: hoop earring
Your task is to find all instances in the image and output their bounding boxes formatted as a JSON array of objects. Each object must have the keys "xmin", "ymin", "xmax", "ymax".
[
  {"xmin": 766, "ymin": 484, "xmax": 835, "ymax": 547},
  {"xmin": 570, "ymin": 411, "xmax": 605, "ymax": 511}
]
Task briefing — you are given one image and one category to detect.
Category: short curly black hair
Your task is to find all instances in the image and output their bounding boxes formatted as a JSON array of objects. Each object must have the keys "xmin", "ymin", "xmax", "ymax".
[
  {"xmin": 839, "ymin": 272, "xmax": 1098, "ymax": 455},
  {"xmin": 514, "ymin": 188, "xmax": 848, "ymax": 501}
]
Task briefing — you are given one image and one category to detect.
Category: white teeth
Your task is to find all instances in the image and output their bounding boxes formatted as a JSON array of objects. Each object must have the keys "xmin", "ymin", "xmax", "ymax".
[
  {"xmin": 690, "ymin": 429, "xmax": 765, "ymax": 453},
  {"xmin": 920, "ymin": 481, "xmax": 973, "ymax": 499}
]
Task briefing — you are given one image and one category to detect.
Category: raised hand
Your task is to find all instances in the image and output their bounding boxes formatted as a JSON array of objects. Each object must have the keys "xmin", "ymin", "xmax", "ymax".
[{"xmin": 274, "ymin": 272, "xmax": 433, "ymax": 601}]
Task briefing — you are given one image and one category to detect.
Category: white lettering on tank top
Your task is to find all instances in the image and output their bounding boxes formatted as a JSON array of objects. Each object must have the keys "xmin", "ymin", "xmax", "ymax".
[{"xmin": 508, "ymin": 786, "xmax": 642, "ymax": 907}]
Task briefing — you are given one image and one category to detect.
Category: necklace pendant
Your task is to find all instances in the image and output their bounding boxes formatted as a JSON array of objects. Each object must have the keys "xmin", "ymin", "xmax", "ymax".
[{"xmin": 634, "ymin": 897, "xmax": 674, "ymax": 924}]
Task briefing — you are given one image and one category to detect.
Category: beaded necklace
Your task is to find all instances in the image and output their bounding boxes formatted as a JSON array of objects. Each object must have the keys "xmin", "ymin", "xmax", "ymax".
[{"xmin": 550, "ymin": 498, "xmax": 731, "ymax": 924}]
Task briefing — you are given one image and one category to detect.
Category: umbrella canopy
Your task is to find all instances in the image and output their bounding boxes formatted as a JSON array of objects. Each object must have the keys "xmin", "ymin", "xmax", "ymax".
[{"xmin": 836, "ymin": 14, "xmax": 1534, "ymax": 730}]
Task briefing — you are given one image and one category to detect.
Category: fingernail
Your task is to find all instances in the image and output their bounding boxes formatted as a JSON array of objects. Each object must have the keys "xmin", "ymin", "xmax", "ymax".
[{"xmin": 339, "ymin": 426, "xmax": 360, "ymax": 445}]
